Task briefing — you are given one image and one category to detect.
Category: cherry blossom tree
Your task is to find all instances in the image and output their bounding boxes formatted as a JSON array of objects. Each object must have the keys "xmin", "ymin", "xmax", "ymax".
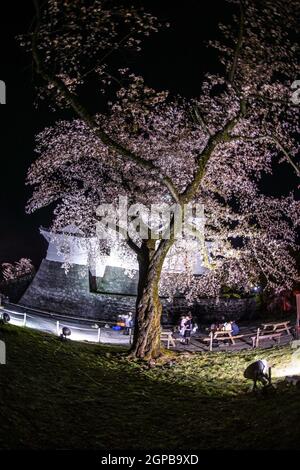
[
  {"xmin": 1, "ymin": 259, "xmax": 35, "ymax": 283},
  {"xmin": 22, "ymin": 0, "xmax": 300, "ymax": 358}
]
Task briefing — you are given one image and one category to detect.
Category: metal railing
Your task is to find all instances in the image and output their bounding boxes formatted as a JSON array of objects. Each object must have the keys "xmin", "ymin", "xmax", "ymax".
[{"xmin": 2, "ymin": 305, "xmax": 133, "ymax": 346}]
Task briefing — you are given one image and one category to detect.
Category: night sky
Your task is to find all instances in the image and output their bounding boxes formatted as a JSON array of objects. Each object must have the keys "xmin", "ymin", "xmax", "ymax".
[{"xmin": 0, "ymin": 1, "xmax": 297, "ymax": 268}]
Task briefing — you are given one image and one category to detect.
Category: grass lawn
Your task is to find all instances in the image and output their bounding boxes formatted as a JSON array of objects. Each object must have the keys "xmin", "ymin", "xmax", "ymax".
[{"xmin": 0, "ymin": 324, "xmax": 300, "ymax": 450}]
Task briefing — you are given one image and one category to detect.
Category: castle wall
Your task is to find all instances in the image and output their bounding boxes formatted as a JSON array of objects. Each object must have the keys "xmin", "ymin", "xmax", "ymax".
[
  {"xmin": 94, "ymin": 265, "xmax": 138, "ymax": 295},
  {"xmin": 20, "ymin": 259, "xmax": 136, "ymax": 321},
  {"xmin": 20, "ymin": 259, "xmax": 259, "ymax": 324}
]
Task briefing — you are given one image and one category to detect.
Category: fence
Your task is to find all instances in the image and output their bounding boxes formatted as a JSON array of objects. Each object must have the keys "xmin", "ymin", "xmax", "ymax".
[{"xmin": 1, "ymin": 306, "xmax": 133, "ymax": 346}]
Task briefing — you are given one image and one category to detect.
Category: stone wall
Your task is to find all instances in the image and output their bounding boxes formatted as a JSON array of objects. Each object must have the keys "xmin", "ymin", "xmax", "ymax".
[
  {"xmin": 94, "ymin": 265, "xmax": 138, "ymax": 295},
  {"xmin": 20, "ymin": 259, "xmax": 136, "ymax": 321},
  {"xmin": 164, "ymin": 296, "xmax": 258, "ymax": 325},
  {"xmin": 20, "ymin": 259, "xmax": 259, "ymax": 324}
]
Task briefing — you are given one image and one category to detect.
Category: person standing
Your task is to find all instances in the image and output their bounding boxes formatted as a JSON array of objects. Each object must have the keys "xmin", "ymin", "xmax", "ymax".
[
  {"xmin": 184, "ymin": 314, "xmax": 193, "ymax": 345},
  {"xmin": 124, "ymin": 312, "xmax": 133, "ymax": 335},
  {"xmin": 179, "ymin": 315, "xmax": 187, "ymax": 344}
]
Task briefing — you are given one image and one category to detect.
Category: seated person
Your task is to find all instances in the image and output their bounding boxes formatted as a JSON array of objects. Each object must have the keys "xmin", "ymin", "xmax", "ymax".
[
  {"xmin": 231, "ymin": 321, "xmax": 240, "ymax": 336},
  {"xmin": 223, "ymin": 322, "xmax": 232, "ymax": 332}
]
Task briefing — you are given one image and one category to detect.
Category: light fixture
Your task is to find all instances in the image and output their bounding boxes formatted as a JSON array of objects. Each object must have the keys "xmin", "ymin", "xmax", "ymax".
[
  {"xmin": 244, "ymin": 359, "xmax": 272, "ymax": 389},
  {"xmin": 0, "ymin": 312, "xmax": 10, "ymax": 324},
  {"xmin": 60, "ymin": 326, "xmax": 71, "ymax": 341}
]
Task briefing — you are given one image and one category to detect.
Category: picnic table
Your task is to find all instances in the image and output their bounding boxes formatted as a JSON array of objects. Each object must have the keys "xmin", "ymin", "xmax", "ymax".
[
  {"xmin": 261, "ymin": 321, "xmax": 292, "ymax": 336},
  {"xmin": 203, "ymin": 330, "xmax": 240, "ymax": 351},
  {"xmin": 251, "ymin": 327, "xmax": 282, "ymax": 348},
  {"xmin": 160, "ymin": 330, "xmax": 176, "ymax": 349}
]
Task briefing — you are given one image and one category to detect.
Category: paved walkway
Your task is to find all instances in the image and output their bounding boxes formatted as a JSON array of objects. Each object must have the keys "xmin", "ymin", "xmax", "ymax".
[{"xmin": 2, "ymin": 304, "xmax": 130, "ymax": 346}]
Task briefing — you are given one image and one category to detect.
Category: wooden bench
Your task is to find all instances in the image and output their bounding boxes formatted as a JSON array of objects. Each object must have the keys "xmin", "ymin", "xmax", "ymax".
[
  {"xmin": 251, "ymin": 328, "xmax": 282, "ymax": 348},
  {"xmin": 161, "ymin": 331, "xmax": 176, "ymax": 349}
]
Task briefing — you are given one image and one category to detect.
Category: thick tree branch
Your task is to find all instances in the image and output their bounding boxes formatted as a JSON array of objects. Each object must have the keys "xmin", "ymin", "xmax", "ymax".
[
  {"xmin": 126, "ymin": 237, "xmax": 142, "ymax": 256},
  {"xmin": 181, "ymin": 102, "xmax": 245, "ymax": 204}
]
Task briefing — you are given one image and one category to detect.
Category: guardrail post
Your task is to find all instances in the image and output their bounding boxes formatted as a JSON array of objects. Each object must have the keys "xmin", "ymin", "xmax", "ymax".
[
  {"xmin": 97, "ymin": 327, "xmax": 101, "ymax": 343},
  {"xmin": 296, "ymin": 294, "xmax": 300, "ymax": 340},
  {"xmin": 256, "ymin": 327, "xmax": 260, "ymax": 348},
  {"xmin": 56, "ymin": 320, "xmax": 60, "ymax": 336},
  {"xmin": 23, "ymin": 313, "xmax": 27, "ymax": 327},
  {"xmin": 129, "ymin": 328, "xmax": 133, "ymax": 345}
]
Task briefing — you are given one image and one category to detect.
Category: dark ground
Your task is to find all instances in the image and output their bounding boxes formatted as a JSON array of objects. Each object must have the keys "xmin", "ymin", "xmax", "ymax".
[{"xmin": 0, "ymin": 324, "xmax": 299, "ymax": 450}]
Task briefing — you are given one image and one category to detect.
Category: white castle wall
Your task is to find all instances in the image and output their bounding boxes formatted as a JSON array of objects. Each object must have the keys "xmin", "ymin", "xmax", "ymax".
[
  {"xmin": 20, "ymin": 227, "xmax": 258, "ymax": 322},
  {"xmin": 42, "ymin": 227, "xmax": 211, "ymax": 277}
]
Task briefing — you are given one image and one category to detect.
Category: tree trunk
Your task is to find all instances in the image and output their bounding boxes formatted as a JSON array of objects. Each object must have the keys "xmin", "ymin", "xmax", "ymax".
[{"xmin": 129, "ymin": 239, "xmax": 169, "ymax": 360}]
